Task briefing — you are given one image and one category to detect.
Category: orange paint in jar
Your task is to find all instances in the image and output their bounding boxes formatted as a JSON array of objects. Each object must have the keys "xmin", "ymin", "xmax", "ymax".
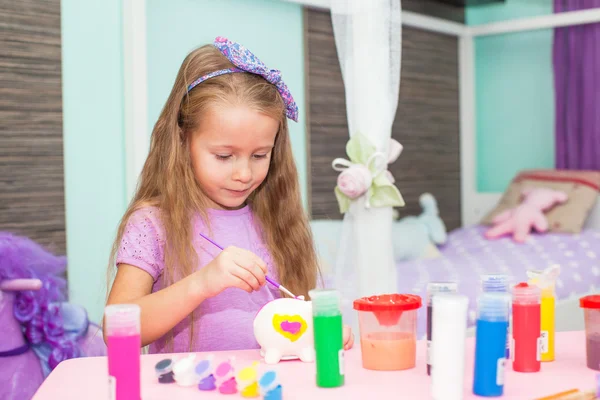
[
  {"xmin": 354, "ymin": 294, "xmax": 422, "ymax": 371},
  {"xmin": 360, "ymin": 331, "xmax": 416, "ymax": 371}
]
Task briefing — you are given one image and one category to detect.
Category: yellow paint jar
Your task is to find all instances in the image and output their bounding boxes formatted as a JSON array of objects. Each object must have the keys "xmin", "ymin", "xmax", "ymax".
[
  {"xmin": 528, "ymin": 265, "xmax": 560, "ymax": 362},
  {"xmin": 237, "ymin": 362, "xmax": 260, "ymax": 398},
  {"xmin": 539, "ymin": 287, "xmax": 555, "ymax": 361}
]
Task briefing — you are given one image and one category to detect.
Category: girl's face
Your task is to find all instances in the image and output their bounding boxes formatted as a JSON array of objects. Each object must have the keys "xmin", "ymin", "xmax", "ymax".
[{"xmin": 190, "ymin": 105, "xmax": 279, "ymax": 210}]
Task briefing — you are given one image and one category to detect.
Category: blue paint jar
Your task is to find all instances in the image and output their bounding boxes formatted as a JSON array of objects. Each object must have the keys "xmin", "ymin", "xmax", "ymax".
[
  {"xmin": 259, "ymin": 370, "xmax": 282, "ymax": 400},
  {"xmin": 473, "ymin": 292, "xmax": 511, "ymax": 397},
  {"xmin": 481, "ymin": 273, "xmax": 511, "ymax": 359}
]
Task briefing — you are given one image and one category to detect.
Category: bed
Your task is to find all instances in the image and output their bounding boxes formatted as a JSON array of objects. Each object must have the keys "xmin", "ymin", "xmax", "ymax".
[
  {"xmin": 313, "ymin": 171, "xmax": 600, "ymax": 339},
  {"xmin": 393, "ymin": 221, "xmax": 599, "ymax": 338}
]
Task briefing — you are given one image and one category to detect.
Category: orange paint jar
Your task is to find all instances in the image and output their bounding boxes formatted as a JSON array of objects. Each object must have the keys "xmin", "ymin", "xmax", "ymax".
[{"xmin": 353, "ymin": 294, "xmax": 422, "ymax": 371}]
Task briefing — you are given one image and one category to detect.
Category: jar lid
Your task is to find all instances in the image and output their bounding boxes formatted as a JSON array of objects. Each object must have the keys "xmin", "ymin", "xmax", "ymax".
[
  {"xmin": 195, "ymin": 359, "xmax": 212, "ymax": 378},
  {"xmin": 353, "ymin": 294, "xmax": 422, "ymax": 312},
  {"xmin": 155, "ymin": 359, "xmax": 173, "ymax": 375},
  {"xmin": 259, "ymin": 370, "xmax": 278, "ymax": 391},
  {"xmin": 580, "ymin": 295, "xmax": 600, "ymax": 309}
]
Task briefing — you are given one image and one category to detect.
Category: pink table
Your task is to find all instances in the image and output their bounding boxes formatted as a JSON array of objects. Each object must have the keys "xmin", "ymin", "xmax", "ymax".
[{"xmin": 33, "ymin": 331, "xmax": 596, "ymax": 400}]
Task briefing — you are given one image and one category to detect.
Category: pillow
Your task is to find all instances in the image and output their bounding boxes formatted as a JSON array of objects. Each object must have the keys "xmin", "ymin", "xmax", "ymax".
[{"xmin": 481, "ymin": 169, "xmax": 600, "ymax": 233}]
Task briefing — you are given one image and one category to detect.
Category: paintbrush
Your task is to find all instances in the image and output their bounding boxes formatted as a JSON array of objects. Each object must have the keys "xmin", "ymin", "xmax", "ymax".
[
  {"xmin": 198, "ymin": 232, "xmax": 298, "ymax": 298},
  {"xmin": 535, "ymin": 389, "xmax": 597, "ymax": 400}
]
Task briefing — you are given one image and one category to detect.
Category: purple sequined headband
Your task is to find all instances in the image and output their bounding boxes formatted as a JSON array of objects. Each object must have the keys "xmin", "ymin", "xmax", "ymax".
[{"xmin": 187, "ymin": 36, "xmax": 299, "ymax": 122}]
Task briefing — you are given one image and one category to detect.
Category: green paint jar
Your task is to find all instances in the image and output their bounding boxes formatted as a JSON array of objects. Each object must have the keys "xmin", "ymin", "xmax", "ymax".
[{"xmin": 309, "ymin": 289, "xmax": 345, "ymax": 388}]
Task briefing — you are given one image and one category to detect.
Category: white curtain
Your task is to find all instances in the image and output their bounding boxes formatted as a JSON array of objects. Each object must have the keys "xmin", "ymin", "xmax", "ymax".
[{"xmin": 330, "ymin": 0, "xmax": 403, "ymax": 327}]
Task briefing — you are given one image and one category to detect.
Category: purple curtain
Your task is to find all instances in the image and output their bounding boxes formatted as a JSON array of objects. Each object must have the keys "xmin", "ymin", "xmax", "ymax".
[{"xmin": 553, "ymin": 0, "xmax": 600, "ymax": 170}]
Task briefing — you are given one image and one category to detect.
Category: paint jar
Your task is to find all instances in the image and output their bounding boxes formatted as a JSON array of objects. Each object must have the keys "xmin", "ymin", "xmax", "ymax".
[
  {"xmin": 237, "ymin": 362, "xmax": 260, "ymax": 398},
  {"xmin": 426, "ymin": 282, "xmax": 458, "ymax": 375},
  {"xmin": 309, "ymin": 289, "xmax": 344, "ymax": 388},
  {"xmin": 215, "ymin": 358, "xmax": 237, "ymax": 394},
  {"xmin": 481, "ymin": 273, "xmax": 510, "ymax": 293},
  {"xmin": 528, "ymin": 266, "xmax": 560, "ymax": 362},
  {"xmin": 154, "ymin": 359, "xmax": 175, "ymax": 384},
  {"xmin": 195, "ymin": 356, "xmax": 216, "ymax": 391},
  {"xmin": 473, "ymin": 292, "xmax": 511, "ymax": 397},
  {"xmin": 481, "ymin": 273, "xmax": 511, "ymax": 359},
  {"xmin": 512, "ymin": 282, "xmax": 541, "ymax": 372},
  {"xmin": 259, "ymin": 370, "xmax": 282, "ymax": 400},
  {"xmin": 105, "ymin": 304, "xmax": 141, "ymax": 400},
  {"xmin": 173, "ymin": 355, "xmax": 198, "ymax": 387},
  {"xmin": 353, "ymin": 293, "xmax": 422, "ymax": 371},
  {"xmin": 580, "ymin": 295, "xmax": 600, "ymax": 371},
  {"xmin": 430, "ymin": 293, "xmax": 469, "ymax": 400}
]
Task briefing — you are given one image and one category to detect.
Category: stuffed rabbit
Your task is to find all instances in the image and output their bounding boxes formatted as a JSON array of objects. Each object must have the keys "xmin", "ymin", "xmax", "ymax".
[
  {"xmin": 392, "ymin": 193, "xmax": 447, "ymax": 261},
  {"xmin": 485, "ymin": 187, "xmax": 568, "ymax": 243}
]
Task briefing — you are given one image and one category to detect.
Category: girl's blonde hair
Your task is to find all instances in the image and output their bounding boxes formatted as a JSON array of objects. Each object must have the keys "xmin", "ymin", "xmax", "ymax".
[{"xmin": 108, "ymin": 44, "xmax": 319, "ymax": 334}]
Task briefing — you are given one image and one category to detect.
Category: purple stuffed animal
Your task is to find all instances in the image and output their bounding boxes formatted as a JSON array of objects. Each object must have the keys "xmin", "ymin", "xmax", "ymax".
[{"xmin": 0, "ymin": 232, "xmax": 106, "ymax": 400}]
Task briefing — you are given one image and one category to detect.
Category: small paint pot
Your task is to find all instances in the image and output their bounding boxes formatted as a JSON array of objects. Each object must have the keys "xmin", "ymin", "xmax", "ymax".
[
  {"xmin": 259, "ymin": 370, "xmax": 280, "ymax": 395},
  {"xmin": 215, "ymin": 358, "xmax": 237, "ymax": 395},
  {"xmin": 155, "ymin": 358, "xmax": 175, "ymax": 383},
  {"xmin": 215, "ymin": 358, "xmax": 235, "ymax": 383},
  {"xmin": 173, "ymin": 355, "xmax": 198, "ymax": 387},
  {"xmin": 237, "ymin": 362, "xmax": 259, "ymax": 389},
  {"xmin": 196, "ymin": 357, "xmax": 216, "ymax": 391},
  {"xmin": 263, "ymin": 385, "xmax": 282, "ymax": 400},
  {"xmin": 237, "ymin": 362, "xmax": 260, "ymax": 398}
]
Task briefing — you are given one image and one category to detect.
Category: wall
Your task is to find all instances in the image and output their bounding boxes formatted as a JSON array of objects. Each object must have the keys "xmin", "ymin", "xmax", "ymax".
[
  {"xmin": 62, "ymin": 0, "xmax": 126, "ymax": 323},
  {"xmin": 403, "ymin": 0, "xmax": 465, "ymax": 23},
  {"xmin": 467, "ymin": 0, "xmax": 555, "ymax": 192},
  {"xmin": 307, "ymin": 8, "xmax": 462, "ymax": 230},
  {"xmin": 146, "ymin": 0, "xmax": 307, "ymax": 204},
  {"xmin": 1, "ymin": 0, "xmax": 66, "ymax": 255},
  {"xmin": 62, "ymin": 0, "xmax": 305, "ymax": 322}
]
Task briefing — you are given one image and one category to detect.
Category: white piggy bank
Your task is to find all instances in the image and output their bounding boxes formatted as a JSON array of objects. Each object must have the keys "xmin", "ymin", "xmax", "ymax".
[{"xmin": 253, "ymin": 298, "xmax": 315, "ymax": 364}]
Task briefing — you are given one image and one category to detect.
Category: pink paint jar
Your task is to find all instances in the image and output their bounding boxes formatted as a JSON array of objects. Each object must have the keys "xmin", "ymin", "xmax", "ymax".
[
  {"xmin": 105, "ymin": 304, "xmax": 141, "ymax": 400},
  {"xmin": 580, "ymin": 295, "xmax": 600, "ymax": 371},
  {"xmin": 353, "ymin": 294, "xmax": 422, "ymax": 371}
]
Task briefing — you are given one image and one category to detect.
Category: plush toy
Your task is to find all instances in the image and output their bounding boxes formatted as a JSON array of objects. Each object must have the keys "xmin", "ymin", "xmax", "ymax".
[
  {"xmin": 0, "ymin": 232, "xmax": 106, "ymax": 400},
  {"xmin": 392, "ymin": 193, "xmax": 447, "ymax": 261},
  {"xmin": 485, "ymin": 187, "xmax": 568, "ymax": 243}
]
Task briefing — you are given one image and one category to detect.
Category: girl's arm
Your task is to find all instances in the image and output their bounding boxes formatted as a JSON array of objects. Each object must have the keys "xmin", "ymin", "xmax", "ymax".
[
  {"xmin": 105, "ymin": 264, "xmax": 209, "ymax": 347},
  {"xmin": 105, "ymin": 246, "xmax": 268, "ymax": 347}
]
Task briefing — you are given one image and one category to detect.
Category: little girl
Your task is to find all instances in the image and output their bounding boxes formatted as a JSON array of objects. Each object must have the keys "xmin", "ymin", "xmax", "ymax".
[{"xmin": 105, "ymin": 37, "xmax": 353, "ymax": 353}]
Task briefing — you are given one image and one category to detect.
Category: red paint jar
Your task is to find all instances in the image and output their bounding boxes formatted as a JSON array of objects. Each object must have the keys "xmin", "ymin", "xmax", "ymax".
[
  {"xmin": 512, "ymin": 282, "xmax": 541, "ymax": 372},
  {"xmin": 580, "ymin": 295, "xmax": 600, "ymax": 370}
]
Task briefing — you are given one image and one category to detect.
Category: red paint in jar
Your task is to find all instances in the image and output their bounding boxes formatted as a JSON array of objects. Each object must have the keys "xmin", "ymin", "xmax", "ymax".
[{"xmin": 512, "ymin": 282, "xmax": 541, "ymax": 372}]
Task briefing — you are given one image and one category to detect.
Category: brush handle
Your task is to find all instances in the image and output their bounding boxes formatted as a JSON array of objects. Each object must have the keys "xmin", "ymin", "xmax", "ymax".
[
  {"xmin": 265, "ymin": 276, "xmax": 279, "ymax": 288},
  {"xmin": 199, "ymin": 233, "xmax": 224, "ymax": 251}
]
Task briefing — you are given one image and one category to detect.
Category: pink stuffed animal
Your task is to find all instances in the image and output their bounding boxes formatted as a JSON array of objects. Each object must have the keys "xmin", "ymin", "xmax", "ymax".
[{"xmin": 485, "ymin": 187, "xmax": 568, "ymax": 243}]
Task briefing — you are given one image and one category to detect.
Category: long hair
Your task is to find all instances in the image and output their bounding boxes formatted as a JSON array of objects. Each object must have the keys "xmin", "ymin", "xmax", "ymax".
[{"xmin": 107, "ymin": 44, "xmax": 318, "ymax": 347}]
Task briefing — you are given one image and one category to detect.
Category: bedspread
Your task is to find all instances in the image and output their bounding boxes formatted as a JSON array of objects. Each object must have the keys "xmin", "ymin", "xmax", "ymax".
[{"xmin": 323, "ymin": 225, "xmax": 600, "ymax": 338}]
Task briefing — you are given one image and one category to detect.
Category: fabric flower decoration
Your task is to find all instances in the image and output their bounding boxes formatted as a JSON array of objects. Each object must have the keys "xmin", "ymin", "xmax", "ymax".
[
  {"xmin": 337, "ymin": 164, "xmax": 373, "ymax": 199},
  {"xmin": 333, "ymin": 134, "xmax": 405, "ymax": 214}
]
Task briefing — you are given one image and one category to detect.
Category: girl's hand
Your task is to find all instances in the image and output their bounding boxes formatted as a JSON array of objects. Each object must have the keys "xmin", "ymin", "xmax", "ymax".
[
  {"xmin": 197, "ymin": 246, "xmax": 267, "ymax": 298},
  {"xmin": 343, "ymin": 325, "xmax": 354, "ymax": 350}
]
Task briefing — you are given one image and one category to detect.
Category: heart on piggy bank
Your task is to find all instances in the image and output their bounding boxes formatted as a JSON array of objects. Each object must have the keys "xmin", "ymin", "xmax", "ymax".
[{"xmin": 272, "ymin": 314, "xmax": 307, "ymax": 342}]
